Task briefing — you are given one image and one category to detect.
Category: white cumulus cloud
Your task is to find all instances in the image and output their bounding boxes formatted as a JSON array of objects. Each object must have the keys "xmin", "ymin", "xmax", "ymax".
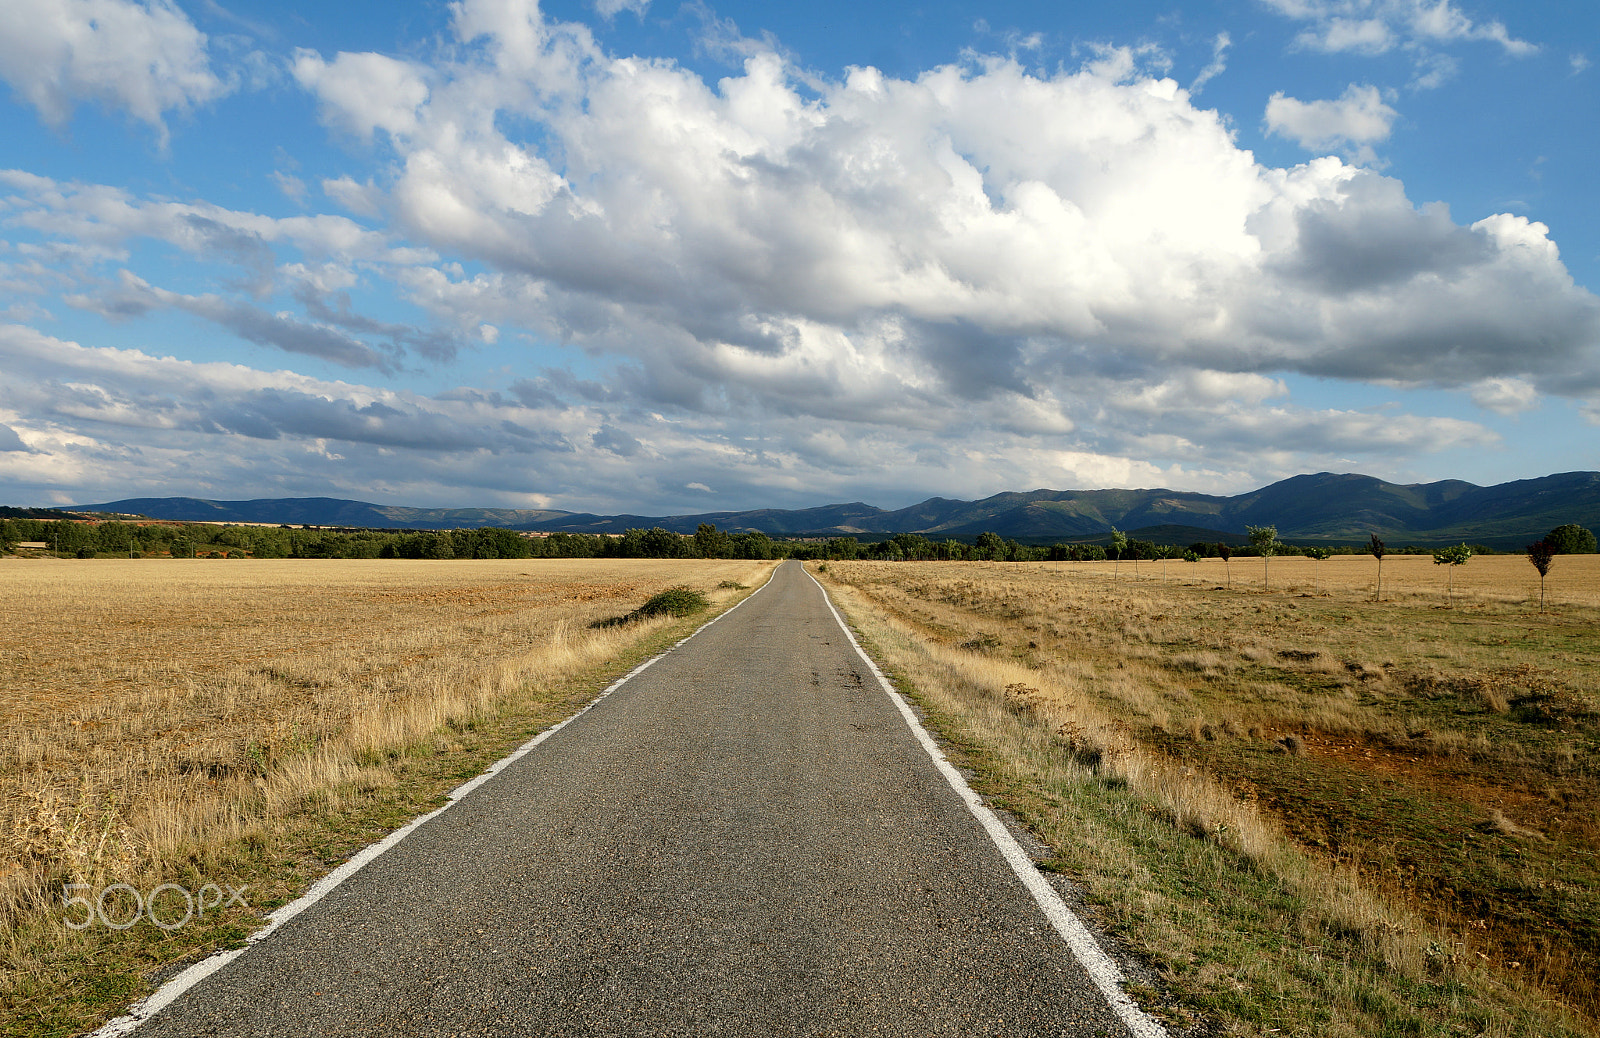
[
  {"xmin": 291, "ymin": 50, "xmax": 430, "ymax": 142},
  {"xmin": 1469, "ymin": 376, "xmax": 1539, "ymax": 415},
  {"xmin": 1263, "ymin": 0, "xmax": 1536, "ymax": 57},
  {"xmin": 0, "ymin": 0, "xmax": 226, "ymax": 140},
  {"xmin": 1265, "ymin": 84, "xmax": 1398, "ymax": 161}
]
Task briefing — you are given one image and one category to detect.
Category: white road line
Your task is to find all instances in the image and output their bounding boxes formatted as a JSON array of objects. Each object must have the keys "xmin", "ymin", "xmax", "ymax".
[
  {"xmin": 88, "ymin": 565, "xmax": 781, "ymax": 1038},
  {"xmin": 805, "ymin": 566, "xmax": 1170, "ymax": 1038}
]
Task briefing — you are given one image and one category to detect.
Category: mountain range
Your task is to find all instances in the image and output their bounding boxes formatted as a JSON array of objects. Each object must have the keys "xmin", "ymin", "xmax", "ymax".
[{"xmin": 71, "ymin": 471, "xmax": 1600, "ymax": 550}]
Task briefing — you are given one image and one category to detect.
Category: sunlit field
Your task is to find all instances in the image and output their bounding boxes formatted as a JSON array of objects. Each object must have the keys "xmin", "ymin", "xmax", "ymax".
[
  {"xmin": 0, "ymin": 557, "xmax": 774, "ymax": 1036},
  {"xmin": 1089, "ymin": 551, "xmax": 1598, "ymax": 608},
  {"xmin": 820, "ymin": 555, "xmax": 1599, "ymax": 1037}
]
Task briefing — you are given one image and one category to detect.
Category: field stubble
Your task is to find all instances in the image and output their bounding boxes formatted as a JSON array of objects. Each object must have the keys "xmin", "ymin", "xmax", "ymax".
[
  {"xmin": 0, "ymin": 557, "xmax": 774, "ymax": 1036},
  {"xmin": 819, "ymin": 554, "xmax": 1600, "ymax": 1037}
]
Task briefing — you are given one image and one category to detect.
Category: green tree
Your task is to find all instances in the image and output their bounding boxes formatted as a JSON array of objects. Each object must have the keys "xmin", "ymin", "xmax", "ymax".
[
  {"xmin": 731, "ymin": 530, "xmax": 775, "ymax": 559},
  {"xmin": 974, "ymin": 530, "xmax": 1006, "ymax": 562},
  {"xmin": 464, "ymin": 527, "xmax": 532, "ymax": 559},
  {"xmin": 1526, "ymin": 539, "xmax": 1556, "ymax": 613},
  {"xmin": 1125, "ymin": 538, "xmax": 1157, "ymax": 562},
  {"xmin": 1305, "ymin": 546, "xmax": 1332, "ymax": 592},
  {"xmin": 891, "ymin": 532, "xmax": 934, "ymax": 560},
  {"xmin": 1431, "ymin": 543, "xmax": 1472, "ymax": 608},
  {"xmin": 1367, "ymin": 534, "xmax": 1387, "ymax": 602},
  {"xmin": 1545, "ymin": 523, "xmax": 1597, "ymax": 554},
  {"xmin": 95, "ymin": 521, "xmax": 133, "ymax": 555},
  {"xmin": 422, "ymin": 532, "xmax": 456, "ymax": 559},
  {"xmin": 645, "ymin": 527, "xmax": 686, "ymax": 557},
  {"xmin": 1108, "ymin": 527, "xmax": 1127, "ymax": 577},
  {"xmin": 1246, "ymin": 525, "xmax": 1278, "ymax": 590},
  {"xmin": 1006, "ymin": 539, "xmax": 1039, "ymax": 563},
  {"xmin": 824, "ymin": 537, "xmax": 862, "ymax": 560},
  {"xmin": 1216, "ymin": 542, "xmax": 1232, "ymax": 586},
  {"xmin": 694, "ymin": 522, "xmax": 732, "ymax": 559}
]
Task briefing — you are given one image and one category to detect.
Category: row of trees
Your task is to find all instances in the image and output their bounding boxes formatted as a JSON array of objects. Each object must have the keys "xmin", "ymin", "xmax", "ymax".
[
  {"xmin": 0, "ymin": 518, "xmax": 791, "ymax": 561},
  {"xmin": 4, "ymin": 517, "xmax": 1594, "ymax": 578}
]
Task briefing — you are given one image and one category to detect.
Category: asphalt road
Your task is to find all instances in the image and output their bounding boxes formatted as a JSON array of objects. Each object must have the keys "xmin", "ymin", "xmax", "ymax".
[{"xmin": 132, "ymin": 561, "xmax": 1142, "ymax": 1037}]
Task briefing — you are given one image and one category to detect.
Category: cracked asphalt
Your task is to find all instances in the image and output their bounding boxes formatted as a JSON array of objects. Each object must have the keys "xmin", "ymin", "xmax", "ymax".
[{"xmin": 135, "ymin": 561, "xmax": 1137, "ymax": 1037}]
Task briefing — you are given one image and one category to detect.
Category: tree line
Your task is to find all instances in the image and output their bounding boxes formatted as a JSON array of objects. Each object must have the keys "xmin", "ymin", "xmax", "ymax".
[
  {"xmin": 0, "ymin": 518, "xmax": 794, "ymax": 560},
  {"xmin": 3, "ymin": 516, "xmax": 1594, "ymax": 564}
]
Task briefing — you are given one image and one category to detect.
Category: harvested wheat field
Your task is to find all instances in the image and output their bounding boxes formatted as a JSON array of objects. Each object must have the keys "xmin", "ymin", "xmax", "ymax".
[
  {"xmin": 819, "ymin": 556, "xmax": 1600, "ymax": 1037},
  {"xmin": 0, "ymin": 557, "xmax": 774, "ymax": 1037}
]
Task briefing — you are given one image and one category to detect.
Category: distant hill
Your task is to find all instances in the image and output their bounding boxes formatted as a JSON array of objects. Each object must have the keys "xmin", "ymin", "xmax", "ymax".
[
  {"xmin": 69, "ymin": 471, "xmax": 1600, "ymax": 549},
  {"xmin": 0, "ymin": 505, "xmax": 80, "ymax": 521},
  {"xmin": 519, "ymin": 471, "xmax": 1600, "ymax": 548},
  {"xmin": 68, "ymin": 496, "xmax": 571, "ymax": 532}
]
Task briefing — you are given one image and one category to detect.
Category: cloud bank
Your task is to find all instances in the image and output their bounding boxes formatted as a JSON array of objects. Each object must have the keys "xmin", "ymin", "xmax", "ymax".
[{"xmin": 1, "ymin": 0, "xmax": 1595, "ymax": 510}]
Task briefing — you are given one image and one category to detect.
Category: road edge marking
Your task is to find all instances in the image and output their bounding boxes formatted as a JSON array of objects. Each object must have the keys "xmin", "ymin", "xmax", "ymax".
[
  {"xmin": 87, "ymin": 563, "xmax": 783, "ymax": 1037},
  {"xmin": 804, "ymin": 566, "xmax": 1169, "ymax": 1038}
]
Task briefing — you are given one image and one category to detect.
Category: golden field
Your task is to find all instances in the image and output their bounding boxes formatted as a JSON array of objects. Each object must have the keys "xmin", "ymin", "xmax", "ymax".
[
  {"xmin": 818, "ymin": 554, "xmax": 1600, "ymax": 1037},
  {"xmin": 1095, "ymin": 550, "xmax": 1600, "ymax": 606},
  {"xmin": 0, "ymin": 557, "xmax": 774, "ymax": 1036}
]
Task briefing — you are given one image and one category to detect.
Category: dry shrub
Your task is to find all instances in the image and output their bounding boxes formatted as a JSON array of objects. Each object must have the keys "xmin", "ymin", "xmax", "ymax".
[
  {"xmin": 1485, "ymin": 809, "xmax": 1548, "ymax": 843},
  {"xmin": 1238, "ymin": 642, "xmax": 1275, "ymax": 664},
  {"xmin": 1169, "ymin": 651, "xmax": 1226, "ymax": 675}
]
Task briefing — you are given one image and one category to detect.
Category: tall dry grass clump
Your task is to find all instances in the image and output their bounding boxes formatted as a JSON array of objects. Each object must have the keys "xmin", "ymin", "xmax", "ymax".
[{"xmin": 0, "ymin": 557, "xmax": 772, "ymax": 1031}]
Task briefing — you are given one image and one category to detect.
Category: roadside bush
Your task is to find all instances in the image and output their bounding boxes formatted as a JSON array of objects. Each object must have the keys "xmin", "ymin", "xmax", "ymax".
[
  {"xmin": 636, "ymin": 587, "xmax": 710, "ymax": 617},
  {"xmin": 591, "ymin": 586, "xmax": 711, "ymax": 628}
]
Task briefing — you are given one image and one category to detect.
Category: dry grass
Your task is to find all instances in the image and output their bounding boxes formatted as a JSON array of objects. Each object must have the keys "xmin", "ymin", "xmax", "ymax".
[
  {"xmin": 818, "ymin": 557, "xmax": 1600, "ymax": 1037},
  {"xmin": 1107, "ymin": 551, "xmax": 1600, "ymax": 607},
  {"xmin": 0, "ymin": 557, "xmax": 774, "ymax": 1036}
]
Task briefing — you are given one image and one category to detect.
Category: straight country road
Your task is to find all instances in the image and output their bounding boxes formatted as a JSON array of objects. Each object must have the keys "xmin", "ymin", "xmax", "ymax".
[{"xmin": 120, "ymin": 561, "xmax": 1154, "ymax": 1037}]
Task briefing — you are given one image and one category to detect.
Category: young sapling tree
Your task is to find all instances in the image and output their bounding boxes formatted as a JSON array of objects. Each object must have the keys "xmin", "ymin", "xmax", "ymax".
[
  {"xmin": 1246, "ymin": 525, "xmax": 1278, "ymax": 590},
  {"xmin": 1367, "ymin": 534, "xmax": 1387, "ymax": 602},
  {"xmin": 1526, "ymin": 539, "xmax": 1556, "ymax": 613},
  {"xmin": 1109, "ymin": 527, "xmax": 1127, "ymax": 579},
  {"xmin": 1431, "ymin": 543, "xmax": 1472, "ymax": 608},
  {"xmin": 1305, "ymin": 546, "xmax": 1332, "ymax": 592},
  {"xmin": 1216, "ymin": 542, "xmax": 1232, "ymax": 586}
]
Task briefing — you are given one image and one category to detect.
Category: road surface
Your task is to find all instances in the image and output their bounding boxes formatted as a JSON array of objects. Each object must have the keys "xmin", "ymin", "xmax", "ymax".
[{"xmin": 128, "ymin": 561, "xmax": 1150, "ymax": 1037}]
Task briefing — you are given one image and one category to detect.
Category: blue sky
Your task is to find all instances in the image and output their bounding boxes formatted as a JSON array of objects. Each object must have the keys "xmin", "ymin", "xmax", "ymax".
[{"xmin": 1, "ymin": 0, "xmax": 1597, "ymax": 513}]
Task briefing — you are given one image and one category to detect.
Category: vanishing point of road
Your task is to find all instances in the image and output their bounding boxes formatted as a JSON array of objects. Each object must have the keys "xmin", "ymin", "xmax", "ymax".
[{"xmin": 123, "ymin": 561, "xmax": 1159, "ymax": 1037}]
